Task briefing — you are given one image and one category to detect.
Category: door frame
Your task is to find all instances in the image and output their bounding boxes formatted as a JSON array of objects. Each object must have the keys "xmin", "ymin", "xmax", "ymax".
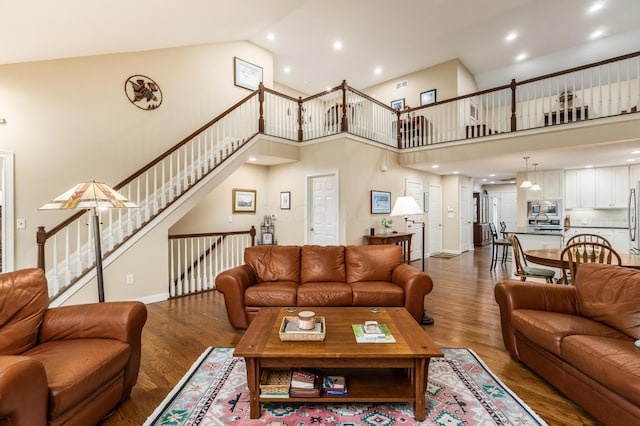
[
  {"xmin": 0, "ymin": 151, "xmax": 14, "ymax": 271},
  {"xmin": 304, "ymin": 169, "xmax": 340, "ymax": 245}
]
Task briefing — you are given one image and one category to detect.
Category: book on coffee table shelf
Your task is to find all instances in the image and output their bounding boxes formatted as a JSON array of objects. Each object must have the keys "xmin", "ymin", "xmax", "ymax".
[
  {"xmin": 290, "ymin": 369, "xmax": 321, "ymax": 397},
  {"xmin": 351, "ymin": 323, "xmax": 396, "ymax": 343},
  {"xmin": 322, "ymin": 375, "xmax": 347, "ymax": 396}
]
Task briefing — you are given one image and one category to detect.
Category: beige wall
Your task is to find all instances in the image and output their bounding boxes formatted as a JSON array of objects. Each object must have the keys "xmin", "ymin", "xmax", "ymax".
[
  {"xmin": 0, "ymin": 41, "xmax": 273, "ymax": 269},
  {"xmin": 362, "ymin": 59, "xmax": 477, "ymax": 107}
]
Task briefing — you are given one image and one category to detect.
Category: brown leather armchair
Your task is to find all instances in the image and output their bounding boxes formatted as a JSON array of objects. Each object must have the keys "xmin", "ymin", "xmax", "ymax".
[{"xmin": 0, "ymin": 268, "xmax": 147, "ymax": 426}]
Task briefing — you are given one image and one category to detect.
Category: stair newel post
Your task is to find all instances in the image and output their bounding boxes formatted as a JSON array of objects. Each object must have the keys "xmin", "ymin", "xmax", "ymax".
[
  {"xmin": 396, "ymin": 109, "xmax": 402, "ymax": 148},
  {"xmin": 249, "ymin": 225, "xmax": 256, "ymax": 246},
  {"xmin": 297, "ymin": 96, "xmax": 304, "ymax": 142},
  {"xmin": 258, "ymin": 83, "xmax": 265, "ymax": 134},
  {"xmin": 340, "ymin": 80, "xmax": 348, "ymax": 133},
  {"xmin": 37, "ymin": 226, "xmax": 47, "ymax": 270},
  {"xmin": 510, "ymin": 78, "xmax": 517, "ymax": 132}
]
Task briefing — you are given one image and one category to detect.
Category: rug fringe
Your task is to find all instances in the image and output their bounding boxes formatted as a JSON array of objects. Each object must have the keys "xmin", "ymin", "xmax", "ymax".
[{"xmin": 142, "ymin": 346, "xmax": 214, "ymax": 426}]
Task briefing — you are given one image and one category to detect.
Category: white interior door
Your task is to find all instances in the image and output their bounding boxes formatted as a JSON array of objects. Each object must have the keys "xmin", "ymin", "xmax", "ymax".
[
  {"xmin": 499, "ymin": 192, "xmax": 517, "ymax": 231},
  {"xmin": 428, "ymin": 184, "xmax": 442, "ymax": 255},
  {"xmin": 460, "ymin": 185, "xmax": 472, "ymax": 251},
  {"xmin": 307, "ymin": 171, "xmax": 339, "ymax": 245},
  {"xmin": 0, "ymin": 152, "xmax": 14, "ymax": 272}
]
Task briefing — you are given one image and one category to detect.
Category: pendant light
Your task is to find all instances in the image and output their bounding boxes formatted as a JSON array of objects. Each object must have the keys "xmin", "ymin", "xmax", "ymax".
[
  {"xmin": 530, "ymin": 163, "xmax": 542, "ymax": 191},
  {"xmin": 520, "ymin": 156, "xmax": 532, "ymax": 188}
]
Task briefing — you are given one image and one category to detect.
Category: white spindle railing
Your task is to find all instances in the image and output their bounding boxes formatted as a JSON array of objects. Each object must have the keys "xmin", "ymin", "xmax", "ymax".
[
  {"xmin": 38, "ymin": 52, "xmax": 640, "ymax": 300},
  {"xmin": 40, "ymin": 92, "xmax": 259, "ymax": 299},
  {"xmin": 168, "ymin": 230, "xmax": 254, "ymax": 297}
]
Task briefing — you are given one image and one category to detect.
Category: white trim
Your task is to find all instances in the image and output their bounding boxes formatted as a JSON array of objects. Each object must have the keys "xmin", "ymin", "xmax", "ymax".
[{"xmin": 0, "ymin": 151, "xmax": 14, "ymax": 272}]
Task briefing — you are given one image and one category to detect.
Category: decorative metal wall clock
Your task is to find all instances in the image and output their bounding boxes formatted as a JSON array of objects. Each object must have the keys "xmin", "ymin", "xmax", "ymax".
[{"xmin": 125, "ymin": 75, "xmax": 162, "ymax": 110}]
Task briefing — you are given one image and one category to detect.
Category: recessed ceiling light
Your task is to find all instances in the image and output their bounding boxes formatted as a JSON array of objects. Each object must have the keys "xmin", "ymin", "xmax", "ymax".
[
  {"xmin": 283, "ymin": 67, "xmax": 291, "ymax": 73},
  {"xmin": 374, "ymin": 67, "xmax": 382, "ymax": 75},
  {"xmin": 452, "ymin": 171, "xmax": 459, "ymax": 174},
  {"xmin": 481, "ymin": 178, "xmax": 487, "ymax": 182},
  {"xmin": 515, "ymin": 52, "xmax": 527, "ymax": 62},
  {"xmin": 489, "ymin": 173, "xmax": 496, "ymax": 177},
  {"xmin": 333, "ymin": 41, "xmax": 343, "ymax": 50},
  {"xmin": 267, "ymin": 33, "xmax": 275, "ymax": 41},
  {"xmin": 632, "ymin": 150, "xmax": 640, "ymax": 154},
  {"xmin": 490, "ymin": 181, "xmax": 495, "ymax": 184},
  {"xmin": 588, "ymin": 2, "xmax": 604, "ymax": 14},
  {"xmin": 505, "ymin": 32, "xmax": 518, "ymax": 42},
  {"xmin": 248, "ymin": 157, "xmax": 257, "ymax": 162},
  {"xmin": 432, "ymin": 164, "xmax": 439, "ymax": 169},
  {"xmin": 590, "ymin": 29, "xmax": 604, "ymax": 39},
  {"xmin": 585, "ymin": 164, "xmax": 594, "ymax": 168},
  {"xmin": 627, "ymin": 158, "xmax": 636, "ymax": 162}
]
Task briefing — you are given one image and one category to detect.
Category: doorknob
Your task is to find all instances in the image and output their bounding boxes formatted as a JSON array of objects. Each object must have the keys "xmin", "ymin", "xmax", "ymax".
[{"xmin": 310, "ymin": 228, "xmax": 314, "ymax": 231}]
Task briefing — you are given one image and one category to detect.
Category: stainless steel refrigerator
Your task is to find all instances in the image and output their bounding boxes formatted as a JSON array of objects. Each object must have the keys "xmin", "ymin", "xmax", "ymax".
[{"xmin": 629, "ymin": 183, "xmax": 640, "ymax": 253}]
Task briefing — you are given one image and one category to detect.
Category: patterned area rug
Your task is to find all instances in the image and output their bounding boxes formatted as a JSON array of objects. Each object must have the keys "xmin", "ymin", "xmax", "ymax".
[{"xmin": 144, "ymin": 347, "xmax": 547, "ymax": 425}]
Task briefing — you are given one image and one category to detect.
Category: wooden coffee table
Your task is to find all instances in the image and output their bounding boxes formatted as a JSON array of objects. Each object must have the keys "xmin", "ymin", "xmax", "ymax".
[{"xmin": 234, "ymin": 307, "xmax": 443, "ymax": 421}]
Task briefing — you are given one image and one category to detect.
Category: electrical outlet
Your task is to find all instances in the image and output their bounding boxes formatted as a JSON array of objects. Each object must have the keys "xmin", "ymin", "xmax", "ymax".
[
  {"xmin": 126, "ymin": 274, "xmax": 134, "ymax": 285},
  {"xmin": 16, "ymin": 218, "xmax": 26, "ymax": 229}
]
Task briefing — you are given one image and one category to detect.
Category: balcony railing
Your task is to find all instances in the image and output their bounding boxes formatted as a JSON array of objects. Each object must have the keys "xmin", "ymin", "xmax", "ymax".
[{"xmin": 37, "ymin": 51, "xmax": 640, "ymax": 302}]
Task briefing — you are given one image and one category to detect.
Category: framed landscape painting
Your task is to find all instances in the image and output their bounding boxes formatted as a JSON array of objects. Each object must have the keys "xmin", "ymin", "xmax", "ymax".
[
  {"xmin": 234, "ymin": 57, "xmax": 263, "ymax": 91},
  {"xmin": 371, "ymin": 190, "xmax": 391, "ymax": 214},
  {"xmin": 232, "ymin": 188, "xmax": 256, "ymax": 213}
]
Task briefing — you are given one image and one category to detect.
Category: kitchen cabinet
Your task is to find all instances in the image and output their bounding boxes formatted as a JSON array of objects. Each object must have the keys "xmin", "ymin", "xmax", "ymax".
[
  {"xmin": 473, "ymin": 192, "xmax": 491, "ymax": 246},
  {"xmin": 564, "ymin": 227, "xmax": 630, "ymax": 254},
  {"xmin": 565, "ymin": 169, "xmax": 595, "ymax": 209},
  {"xmin": 526, "ymin": 170, "xmax": 563, "ymax": 201},
  {"xmin": 595, "ymin": 166, "xmax": 629, "ymax": 208}
]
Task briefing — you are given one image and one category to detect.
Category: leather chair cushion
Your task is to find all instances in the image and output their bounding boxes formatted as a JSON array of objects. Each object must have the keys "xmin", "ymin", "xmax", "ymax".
[
  {"xmin": 512, "ymin": 309, "xmax": 626, "ymax": 356},
  {"xmin": 562, "ymin": 335, "xmax": 640, "ymax": 406},
  {"xmin": 300, "ymin": 246, "xmax": 346, "ymax": 283},
  {"xmin": 244, "ymin": 281, "xmax": 298, "ymax": 306},
  {"xmin": 245, "ymin": 246, "xmax": 301, "ymax": 283},
  {"xmin": 23, "ymin": 338, "xmax": 130, "ymax": 419},
  {"xmin": 0, "ymin": 268, "xmax": 49, "ymax": 355},
  {"xmin": 575, "ymin": 264, "xmax": 640, "ymax": 339},
  {"xmin": 350, "ymin": 281, "xmax": 404, "ymax": 306},
  {"xmin": 345, "ymin": 245, "xmax": 402, "ymax": 283},
  {"xmin": 297, "ymin": 282, "xmax": 352, "ymax": 306}
]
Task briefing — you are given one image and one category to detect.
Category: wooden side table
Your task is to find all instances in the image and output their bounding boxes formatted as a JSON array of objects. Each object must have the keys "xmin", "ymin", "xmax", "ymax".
[{"xmin": 363, "ymin": 232, "xmax": 414, "ymax": 263}]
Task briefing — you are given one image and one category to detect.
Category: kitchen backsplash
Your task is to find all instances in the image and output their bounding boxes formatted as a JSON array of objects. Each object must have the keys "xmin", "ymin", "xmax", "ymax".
[{"xmin": 565, "ymin": 208, "xmax": 629, "ymax": 228}]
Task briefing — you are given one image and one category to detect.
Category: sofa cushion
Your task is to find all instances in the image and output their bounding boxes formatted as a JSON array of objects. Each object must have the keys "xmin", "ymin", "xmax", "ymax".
[
  {"xmin": 575, "ymin": 263, "xmax": 640, "ymax": 339},
  {"xmin": 244, "ymin": 246, "xmax": 301, "ymax": 283},
  {"xmin": 297, "ymin": 282, "xmax": 352, "ymax": 306},
  {"xmin": 345, "ymin": 245, "xmax": 402, "ymax": 283},
  {"xmin": 512, "ymin": 309, "xmax": 626, "ymax": 356},
  {"xmin": 350, "ymin": 281, "xmax": 404, "ymax": 307},
  {"xmin": 0, "ymin": 268, "xmax": 49, "ymax": 355},
  {"xmin": 244, "ymin": 281, "xmax": 298, "ymax": 307},
  {"xmin": 23, "ymin": 338, "xmax": 130, "ymax": 419},
  {"xmin": 562, "ymin": 335, "xmax": 640, "ymax": 406},
  {"xmin": 301, "ymin": 245, "xmax": 346, "ymax": 283}
]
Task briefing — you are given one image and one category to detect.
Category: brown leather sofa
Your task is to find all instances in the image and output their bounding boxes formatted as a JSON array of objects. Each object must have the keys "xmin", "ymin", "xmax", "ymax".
[
  {"xmin": 495, "ymin": 263, "xmax": 640, "ymax": 426},
  {"xmin": 216, "ymin": 244, "xmax": 433, "ymax": 328},
  {"xmin": 0, "ymin": 268, "xmax": 148, "ymax": 426}
]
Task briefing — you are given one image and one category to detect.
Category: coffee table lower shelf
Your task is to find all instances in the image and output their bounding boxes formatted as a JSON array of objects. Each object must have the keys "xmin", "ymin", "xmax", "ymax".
[{"xmin": 257, "ymin": 368, "xmax": 425, "ymax": 412}]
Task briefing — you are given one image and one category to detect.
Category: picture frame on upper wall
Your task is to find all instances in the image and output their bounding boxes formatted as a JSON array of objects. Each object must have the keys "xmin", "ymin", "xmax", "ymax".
[
  {"xmin": 420, "ymin": 89, "xmax": 436, "ymax": 106},
  {"xmin": 371, "ymin": 190, "xmax": 391, "ymax": 214},
  {"xmin": 280, "ymin": 191, "xmax": 291, "ymax": 210},
  {"xmin": 232, "ymin": 188, "xmax": 256, "ymax": 213},
  {"xmin": 391, "ymin": 98, "xmax": 405, "ymax": 111},
  {"xmin": 234, "ymin": 57, "xmax": 263, "ymax": 91}
]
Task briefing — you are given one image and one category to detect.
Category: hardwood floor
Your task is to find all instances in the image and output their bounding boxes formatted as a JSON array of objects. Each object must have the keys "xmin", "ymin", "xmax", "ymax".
[{"xmin": 101, "ymin": 245, "xmax": 601, "ymax": 425}]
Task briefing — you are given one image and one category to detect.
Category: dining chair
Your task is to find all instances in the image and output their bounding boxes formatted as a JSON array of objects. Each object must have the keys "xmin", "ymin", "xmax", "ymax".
[
  {"xmin": 489, "ymin": 222, "xmax": 511, "ymax": 270},
  {"xmin": 509, "ymin": 234, "xmax": 555, "ymax": 283},
  {"xmin": 565, "ymin": 233, "xmax": 611, "ymax": 247},
  {"xmin": 560, "ymin": 241, "xmax": 622, "ymax": 284},
  {"xmin": 499, "ymin": 221, "xmax": 509, "ymax": 239}
]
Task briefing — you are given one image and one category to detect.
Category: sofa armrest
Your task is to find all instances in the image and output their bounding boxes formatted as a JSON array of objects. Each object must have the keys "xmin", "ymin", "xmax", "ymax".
[
  {"xmin": 215, "ymin": 265, "xmax": 257, "ymax": 328},
  {"xmin": 391, "ymin": 264, "xmax": 433, "ymax": 323},
  {"xmin": 40, "ymin": 301, "xmax": 147, "ymax": 399},
  {"xmin": 0, "ymin": 356, "xmax": 48, "ymax": 425},
  {"xmin": 494, "ymin": 280, "xmax": 578, "ymax": 358}
]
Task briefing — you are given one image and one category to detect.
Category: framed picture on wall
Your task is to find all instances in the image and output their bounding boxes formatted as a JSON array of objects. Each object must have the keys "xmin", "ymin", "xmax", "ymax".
[
  {"xmin": 371, "ymin": 190, "xmax": 391, "ymax": 214},
  {"xmin": 232, "ymin": 188, "xmax": 256, "ymax": 213},
  {"xmin": 280, "ymin": 191, "xmax": 291, "ymax": 209},
  {"xmin": 420, "ymin": 89, "xmax": 436, "ymax": 106},
  {"xmin": 470, "ymin": 98, "xmax": 479, "ymax": 122},
  {"xmin": 390, "ymin": 98, "xmax": 405, "ymax": 111},
  {"xmin": 234, "ymin": 57, "xmax": 263, "ymax": 91}
]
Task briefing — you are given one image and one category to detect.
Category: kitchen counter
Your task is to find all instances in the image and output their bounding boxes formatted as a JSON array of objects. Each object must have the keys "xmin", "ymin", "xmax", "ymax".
[
  {"xmin": 566, "ymin": 225, "xmax": 629, "ymax": 230},
  {"xmin": 507, "ymin": 227, "xmax": 563, "ymax": 236}
]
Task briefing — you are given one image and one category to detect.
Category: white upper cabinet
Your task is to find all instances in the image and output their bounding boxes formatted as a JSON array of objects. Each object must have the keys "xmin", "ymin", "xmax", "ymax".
[
  {"xmin": 565, "ymin": 168, "xmax": 596, "ymax": 209},
  {"xmin": 526, "ymin": 170, "xmax": 563, "ymax": 201},
  {"xmin": 595, "ymin": 166, "xmax": 629, "ymax": 208}
]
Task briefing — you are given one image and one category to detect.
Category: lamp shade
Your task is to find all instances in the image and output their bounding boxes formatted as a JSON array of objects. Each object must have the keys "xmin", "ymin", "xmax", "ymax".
[
  {"xmin": 390, "ymin": 196, "xmax": 423, "ymax": 216},
  {"xmin": 39, "ymin": 181, "xmax": 137, "ymax": 210}
]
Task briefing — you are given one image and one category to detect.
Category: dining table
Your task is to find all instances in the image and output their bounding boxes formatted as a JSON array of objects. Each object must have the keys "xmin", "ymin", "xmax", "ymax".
[{"xmin": 524, "ymin": 248, "xmax": 640, "ymax": 270}]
